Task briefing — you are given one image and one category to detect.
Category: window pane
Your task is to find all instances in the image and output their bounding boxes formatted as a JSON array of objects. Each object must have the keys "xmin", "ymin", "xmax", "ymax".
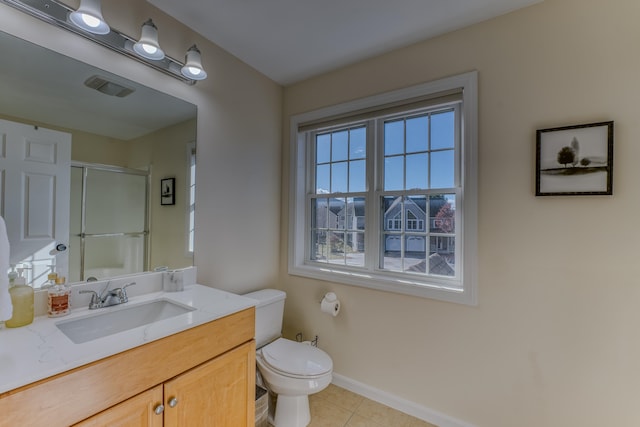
[
  {"xmin": 404, "ymin": 235, "xmax": 426, "ymax": 272},
  {"xmin": 316, "ymin": 133, "xmax": 331, "ymax": 163},
  {"xmin": 312, "ymin": 198, "xmax": 328, "ymax": 229},
  {"xmin": 382, "ymin": 196, "xmax": 402, "ymax": 231},
  {"xmin": 431, "ymin": 110, "xmax": 455, "ymax": 150},
  {"xmin": 305, "ymin": 100, "xmax": 463, "ymax": 286},
  {"xmin": 384, "ymin": 156, "xmax": 404, "ymax": 191},
  {"xmin": 406, "ymin": 115, "xmax": 428, "ymax": 153},
  {"xmin": 332, "ymin": 130, "xmax": 348, "ymax": 162},
  {"xmin": 350, "ymin": 127, "xmax": 366, "ymax": 159},
  {"xmin": 430, "ymin": 194, "xmax": 455, "ymax": 233},
  {"xmin": 328, "ymin": 231, "xmax": 346, "ymax": 264},
  {"xmin": 382, "ymin": 234, "xmax": 402, "ymax": 272},
  {"xmin": 346, "ymin": 197, "xmax": 365, "ymax": 230},
  {"xmin": 406, "ymin": 195, "xmax": 427, "ymax": 231},
  {"xmin": 430, "ymin": 150, "xmax": 454, "ymax": 189},
  {"xmin": 311, "ymin": 230, "xmax": 328, "ymax": 261},
  {"xmin": 331, "ymin": 162, "xmax": 348, "ymax": 193},
  {"xmin": 429, "ymin": 236, "xmax": 455, "ymax": 277},
  {"xmin": 406, "ymin": 153, "xmax": 428, "ymax": 190},
  {"xmin": 384, "ymin": 119, "xmax": 404, "ymax": 155},
  {"xmin": 346, "ymin": 232, "xmax": 365, "ymax": 267},
  {"xmin": 349, "ymin": 159, "xmax": 366, "ymax": 192},
  {"xmin": 316, "ymin": 164, "xmax": 330, "ymax": 193},
  {"xmin": 333, "ymin": 198, "xmax": 346, "ymax": 230}
]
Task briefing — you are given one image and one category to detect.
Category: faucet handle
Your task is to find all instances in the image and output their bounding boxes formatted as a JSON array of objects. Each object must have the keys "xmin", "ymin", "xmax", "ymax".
[
  {"xmin": 79, "ymin": 290, "xmax": 102, "ymax": 309},
  {"xmin": 120, "ymin": 282, "xmax": 137, "ymax": 302}
]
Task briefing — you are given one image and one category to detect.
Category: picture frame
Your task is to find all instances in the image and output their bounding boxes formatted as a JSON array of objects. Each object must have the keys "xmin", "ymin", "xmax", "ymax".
[
  {"xmin": 536, "ymin": 121, "xmax": 613, "ymax": 196},
  {"xmin": 161, "ymin": 177, "xmax": 175, "ymax": 205}
]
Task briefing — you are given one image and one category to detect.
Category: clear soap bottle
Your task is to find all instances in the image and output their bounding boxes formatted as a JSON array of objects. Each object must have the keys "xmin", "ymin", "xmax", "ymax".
[
  {"xmin": 47, "ymin": 276, "xmax": 71, "ymax": 317},
  {"xmin": 5, "ymin": 266, "xmax": 34, "ymax": 328}
]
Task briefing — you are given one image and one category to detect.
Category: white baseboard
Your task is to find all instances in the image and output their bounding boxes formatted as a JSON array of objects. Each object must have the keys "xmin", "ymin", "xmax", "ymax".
[{"xmin": 331, "ymin": 373, "xmax": 477, "ymax": 427}]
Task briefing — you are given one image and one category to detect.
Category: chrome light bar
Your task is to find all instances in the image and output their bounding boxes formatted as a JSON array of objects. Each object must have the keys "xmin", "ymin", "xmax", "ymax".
[{"xmin": 0, "ymin": 0, "xmax": 196, "ymax": 85}]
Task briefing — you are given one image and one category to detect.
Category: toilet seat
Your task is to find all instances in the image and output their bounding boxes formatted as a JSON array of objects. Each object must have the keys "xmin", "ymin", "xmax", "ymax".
[{"xmin": 260, "ymin": 338, "xmax": 332, "ymax": 378}]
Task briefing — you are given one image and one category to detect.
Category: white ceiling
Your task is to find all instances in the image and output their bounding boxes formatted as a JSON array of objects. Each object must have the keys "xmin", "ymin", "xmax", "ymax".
[
  {"xmin": 0, "ymin": 31, "xmax": 196, "ymax": 140},
  {"xmin": 149, "ymin": 0, "xmax": 541, "ymax": 85}
]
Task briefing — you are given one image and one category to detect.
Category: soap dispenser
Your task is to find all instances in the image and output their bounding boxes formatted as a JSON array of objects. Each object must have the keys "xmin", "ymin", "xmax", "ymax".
[{"xmin": 5, "ymin": 265, "xmax": 34, "ymax": 328}]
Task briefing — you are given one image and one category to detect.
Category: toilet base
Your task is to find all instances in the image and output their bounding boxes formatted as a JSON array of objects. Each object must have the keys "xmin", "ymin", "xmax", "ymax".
[{"xmin": 273, "ymin": 394, "xmax": 310, "ymax": 427}]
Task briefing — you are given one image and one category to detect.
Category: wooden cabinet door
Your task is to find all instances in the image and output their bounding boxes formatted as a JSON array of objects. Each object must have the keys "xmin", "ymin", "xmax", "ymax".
[
  {"xmin": 163, "ymin": 341, "xmax": 256, "ymax": 427},
  {"xmin": 73, "ymin": 385, "xmax": 163, "ymax": 427}
]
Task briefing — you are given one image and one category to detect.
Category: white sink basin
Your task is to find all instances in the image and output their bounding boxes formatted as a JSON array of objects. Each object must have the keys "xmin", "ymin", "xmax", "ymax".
[{"xmin": 56, "ymin": 299, "xmax": 195, "ymax": 344}]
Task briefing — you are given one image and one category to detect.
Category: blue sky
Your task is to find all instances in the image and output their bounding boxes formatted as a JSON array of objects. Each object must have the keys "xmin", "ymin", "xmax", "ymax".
[{"xmin": 315, "ymin": 109, "xmax": 455, "ymax": 194}]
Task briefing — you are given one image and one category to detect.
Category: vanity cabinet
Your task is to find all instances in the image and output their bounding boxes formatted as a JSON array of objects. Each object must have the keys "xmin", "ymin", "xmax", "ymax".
[
  {"xmin": 0, "ymin": 307, "xmax": 255, "ymax": 427},
  {"xmin": 74, "ymin": 342, "xmax": 255, "ymax": 427},
  {"xmin": 73, "ymin": 386, "xmax": 164, "ymax": 427}
]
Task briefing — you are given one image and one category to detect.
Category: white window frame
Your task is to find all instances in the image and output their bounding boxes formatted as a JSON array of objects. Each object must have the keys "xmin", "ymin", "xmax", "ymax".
[{"xmin": 288, "ymin": 71, "xmax": 478, "ymax": 305}]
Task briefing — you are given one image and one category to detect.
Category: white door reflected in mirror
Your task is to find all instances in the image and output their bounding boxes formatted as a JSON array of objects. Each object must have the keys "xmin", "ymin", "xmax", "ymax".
[{"xmin": 0, "ymin": 119, "xmax": 71, "ymax": 287}]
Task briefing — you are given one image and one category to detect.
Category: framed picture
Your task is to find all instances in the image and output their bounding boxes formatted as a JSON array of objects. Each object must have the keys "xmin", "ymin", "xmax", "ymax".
[
  {"xmin": 536, "ymin": 121, "xmax": 614, "ymax": 196},
  {"xmin": 161, "ymin": 177, "xmax": 175, "ymax": 205}
]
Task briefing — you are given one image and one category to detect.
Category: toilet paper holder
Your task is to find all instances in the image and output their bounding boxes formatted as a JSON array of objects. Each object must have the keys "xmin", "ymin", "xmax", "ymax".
[
  {"xmin": 320, "ymin": 292, "xmax": 338, "ymax": 303},
  {"xmin": 320, "ymin": 292, "xmax": 341, "ymax": 317}
]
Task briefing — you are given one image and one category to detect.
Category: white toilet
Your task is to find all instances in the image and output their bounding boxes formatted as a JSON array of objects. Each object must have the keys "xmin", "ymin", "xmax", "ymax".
[{"xmin": 244, "ymin": 289, "xmax": 333, "ymax": 427}]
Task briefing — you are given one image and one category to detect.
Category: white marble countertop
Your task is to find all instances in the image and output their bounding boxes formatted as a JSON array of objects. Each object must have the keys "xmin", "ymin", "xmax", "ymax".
[{"xmin": 0, "ymin": 284, "xmax": 256, "ymax": 394}]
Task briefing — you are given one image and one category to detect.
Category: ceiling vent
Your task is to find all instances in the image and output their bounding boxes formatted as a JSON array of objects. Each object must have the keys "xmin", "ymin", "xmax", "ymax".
[{"xmin": 84, "ymin": 75, "xmax": 135, "ymax": 98}]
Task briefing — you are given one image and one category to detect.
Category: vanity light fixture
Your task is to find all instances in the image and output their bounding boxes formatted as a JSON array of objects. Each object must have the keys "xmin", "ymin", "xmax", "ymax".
[
  {"xmin": 68, "ymin": 0, "xmax": 110, "ymax": 35},
  {"xmin": 133, "ymin": 19, "xmax": 165, "ymax": 61},
  {"xmin": 181, "ymin": 45, "xmax": 207, "ymax": 80},
  {"xmin": 0, "ymin": 0, "xmax": 207, "ymax": 84}
]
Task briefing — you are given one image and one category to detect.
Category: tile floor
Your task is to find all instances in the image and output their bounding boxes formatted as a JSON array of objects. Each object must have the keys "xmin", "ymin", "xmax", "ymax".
[{"xmin": 269, "ymin": 384, "xmax": 438, "ymax": 427}]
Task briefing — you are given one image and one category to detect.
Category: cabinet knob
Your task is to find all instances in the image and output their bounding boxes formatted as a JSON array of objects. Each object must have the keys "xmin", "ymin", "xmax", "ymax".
[
  {"xmin": 154, "ymin": 404, "xmax": 165, "ymax": 415},
  {"xmin": 168, "ymin": 397, "xmax": 179, "ymax": 408}
]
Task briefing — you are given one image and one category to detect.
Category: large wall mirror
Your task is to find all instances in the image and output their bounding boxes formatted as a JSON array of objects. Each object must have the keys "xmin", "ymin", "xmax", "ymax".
[{"xmin": 0, "ymin": 30, "xmax": 197, "ymax": 288}]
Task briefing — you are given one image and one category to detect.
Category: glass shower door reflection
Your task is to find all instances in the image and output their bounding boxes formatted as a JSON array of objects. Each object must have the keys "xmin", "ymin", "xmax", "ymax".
[
  {"xmin": 83, "ymin": 234, "xmax": 145, "ymax": 280},
  {"xmin": 70, "ymin": 165, "xmax": 148, "ymax": 282}
]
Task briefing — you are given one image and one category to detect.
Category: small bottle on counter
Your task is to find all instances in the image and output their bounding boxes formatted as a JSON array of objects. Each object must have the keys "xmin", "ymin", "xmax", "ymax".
[
  {"xmin": 41, "ymin": 272, "xmax": 58, "ymax": 290},
  {"xmin": 5, "ymin": 267, "xmax": 34, "ymax": 328},
  {"xmin": 47, "ymin": 276, "xmax": 71, "ymax": 317}
]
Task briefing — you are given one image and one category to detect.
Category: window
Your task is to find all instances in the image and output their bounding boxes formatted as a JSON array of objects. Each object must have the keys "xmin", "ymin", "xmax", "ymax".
[
  {"xmin": 186, "ymin": 142, "xmax": 196, "ymax": 256},
  {"xmin": 289, "ymin": 72, "xmax": 477, "ymax": 305}
]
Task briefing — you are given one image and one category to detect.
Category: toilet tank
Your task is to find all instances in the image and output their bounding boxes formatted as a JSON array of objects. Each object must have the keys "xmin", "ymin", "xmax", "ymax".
[{"xmin": 243, "ymin": 289, "xmax": 286, "ymax": 348}]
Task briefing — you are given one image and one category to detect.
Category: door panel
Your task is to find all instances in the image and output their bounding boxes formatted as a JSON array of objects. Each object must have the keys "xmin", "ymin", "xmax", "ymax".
[
  {"xmin": 164, "ymin": 341, "xmax": 255, "ymax": 427},
  {"xmin": 0, "ymin": 118, "xmax": 71, "ymax": 286}
]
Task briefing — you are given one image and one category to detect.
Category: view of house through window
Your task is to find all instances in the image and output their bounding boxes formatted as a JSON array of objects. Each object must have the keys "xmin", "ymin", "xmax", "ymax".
[
  {"xmin": 290, "ymin": 72, "xmax": 477, "ymax": 304},
  {"xmin": 309, "ymin": 107, "xmax": 459, "ymax": 280}
]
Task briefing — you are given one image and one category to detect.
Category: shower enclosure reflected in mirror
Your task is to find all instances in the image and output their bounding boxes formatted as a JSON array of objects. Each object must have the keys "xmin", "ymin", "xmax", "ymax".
[{"xmin": 0, "ymin": 30, "xmax": 197, "ymax": 287}]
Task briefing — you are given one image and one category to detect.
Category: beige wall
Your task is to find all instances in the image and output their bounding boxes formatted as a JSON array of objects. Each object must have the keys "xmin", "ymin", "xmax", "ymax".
[
  {"xmin": 129, "ymin": 119, "xmax": 197, "ymax": 270},
  {"xmin": 0, "ymin": 113, "xmax": 130, "ymax": 166},
  {"xmin": 281, "ymin": 1, "xmax": 640, "ymax": 426},
  {"xmin": 0, "ymin": 0, "xmax": 282, "ymax": 293}
]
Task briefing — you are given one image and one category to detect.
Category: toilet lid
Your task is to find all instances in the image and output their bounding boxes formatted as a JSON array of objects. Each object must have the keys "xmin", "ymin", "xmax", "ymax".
[{"xmin": 261, "ymin": 338, "xmax": 333, "ymax": 377}]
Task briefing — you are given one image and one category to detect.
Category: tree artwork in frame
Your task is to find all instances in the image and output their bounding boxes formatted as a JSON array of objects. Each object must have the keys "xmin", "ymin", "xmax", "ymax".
[
  {"xmin": 161, "ymin": 177, "xmax": 175, "ymax": 205},
  {"xmin": 536, "ymin": 121, "xmax": 613, "ymax": 196}
]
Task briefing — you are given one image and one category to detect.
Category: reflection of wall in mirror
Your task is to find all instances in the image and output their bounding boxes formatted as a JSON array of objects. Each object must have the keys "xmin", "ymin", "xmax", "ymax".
[{"xmin": 127, "ymin": 118, "xmax": 197, "ymax": 270}]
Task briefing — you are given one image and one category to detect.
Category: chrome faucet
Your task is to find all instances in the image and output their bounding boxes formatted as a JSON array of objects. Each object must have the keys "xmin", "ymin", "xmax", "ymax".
[{"xmin": 79, "ymin": 282, "xmax": 137, "ymax": 309}]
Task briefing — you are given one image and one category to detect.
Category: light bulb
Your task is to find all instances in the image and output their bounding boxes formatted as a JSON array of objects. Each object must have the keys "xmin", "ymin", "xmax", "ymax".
[
  {"xmin": 81, "ymin": 14, "xmax": 101, "ymax": 28},
  {"xmin": 68, "ymin": 0, "xmax": 110, "ymax": 35},
  {"xmin": 181, "ymin": 45, "xmax": 207, "ymax": 81},
  {"xmin": 133, "ymin": 19, "xmax": 165, "ymax": 61},
  {"xmin": 142, "ymin": 44, "xmax": 158, "ymax": 55}
]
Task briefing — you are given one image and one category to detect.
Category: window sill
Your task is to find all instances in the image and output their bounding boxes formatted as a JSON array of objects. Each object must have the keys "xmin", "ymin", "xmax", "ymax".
[{"xmin": 288, "ymin": 263, "xmax": 476, "ymax": 305}]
